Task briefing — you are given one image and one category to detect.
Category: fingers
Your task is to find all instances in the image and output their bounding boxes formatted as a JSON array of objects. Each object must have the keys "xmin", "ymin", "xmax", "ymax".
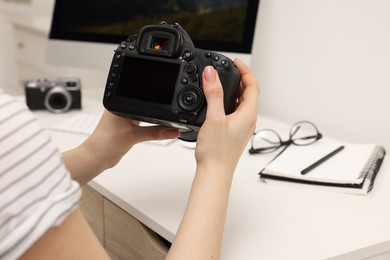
[
  {"xmin": 132, "ymin": 125, "xmax": 180, "ymax": 143},
  {"xmin": 202, "ymin": 66, "xmax": 226, "ymax": 120},
  {"xmin": 233, "ymin": 59, "xmax": 260, "ymax": 113},
  {"xmin": 201, "ymin": 60, "xmax": 259, "ymax": 124}
]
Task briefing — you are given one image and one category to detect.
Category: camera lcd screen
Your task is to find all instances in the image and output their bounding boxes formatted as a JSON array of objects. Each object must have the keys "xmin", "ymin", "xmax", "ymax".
[{"xmin": 116, "ymin": 56, "xmax": 180, "ymax": 105}]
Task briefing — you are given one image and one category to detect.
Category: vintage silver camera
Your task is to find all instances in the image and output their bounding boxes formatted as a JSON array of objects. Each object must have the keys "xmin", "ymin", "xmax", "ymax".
[{"xmin": 25, "ymin": 77, "xmax": 82, "ymax": 113}]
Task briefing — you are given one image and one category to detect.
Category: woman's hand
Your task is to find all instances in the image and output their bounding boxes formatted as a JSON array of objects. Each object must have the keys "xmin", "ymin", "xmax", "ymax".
[
  {"xmin": 195, "ymin": 59, "xmax": 259, "ymax": 173},
  {"xmin": 86, "ymin": 111, "xmax": 180, "ymax": 168},
  {"xmin": 63, "ymin": 111, "xmax": 180, "ymax": 185},
  {"xmin": 167, "ymin": 59, "xmax": 260, "ymax": 260}
]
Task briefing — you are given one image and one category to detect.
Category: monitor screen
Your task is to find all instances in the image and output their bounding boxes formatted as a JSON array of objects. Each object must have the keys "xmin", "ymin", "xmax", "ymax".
[
  {"xmin": 47, "ymin": 0, "xmax": 260, "ymax": 70},
  {"xmin": 50, "ymin": 0, "xmax": 259, "ymax": 53}
]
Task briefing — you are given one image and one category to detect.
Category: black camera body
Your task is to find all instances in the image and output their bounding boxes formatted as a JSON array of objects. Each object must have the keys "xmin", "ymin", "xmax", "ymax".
[
  {"xmin": 103, "ymin": 22, "xmax": 241, "ymax": 141},
  {"xmin": 25, "ymin": 77, "xmax": 82, "ymax": 113}
]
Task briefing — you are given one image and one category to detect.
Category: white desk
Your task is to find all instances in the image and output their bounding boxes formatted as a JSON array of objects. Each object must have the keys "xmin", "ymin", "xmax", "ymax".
[{"xmin": 32, "ymin": 91, "xmax": 390, "ymax": 260}]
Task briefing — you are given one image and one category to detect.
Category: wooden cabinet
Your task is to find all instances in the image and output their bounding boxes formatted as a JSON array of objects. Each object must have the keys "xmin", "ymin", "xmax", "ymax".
[
  {"xmin": 79, "ymin": 184, "xmax": 105, "ymax": 245},
  {"xmin": 79, "ymin": 185, "xmax": 169, "ymax": 259}
]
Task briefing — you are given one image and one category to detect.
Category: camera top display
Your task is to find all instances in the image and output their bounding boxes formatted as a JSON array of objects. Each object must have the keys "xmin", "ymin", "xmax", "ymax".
[{"xmin": 103, "ymin": 22, "xmax": 241, "ymax": 142}]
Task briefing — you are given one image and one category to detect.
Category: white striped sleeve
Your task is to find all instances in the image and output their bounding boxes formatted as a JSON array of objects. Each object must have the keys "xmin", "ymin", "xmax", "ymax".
[{"xmin": 0, "ymin": 90, "xmax": 81, "ymax": 259}]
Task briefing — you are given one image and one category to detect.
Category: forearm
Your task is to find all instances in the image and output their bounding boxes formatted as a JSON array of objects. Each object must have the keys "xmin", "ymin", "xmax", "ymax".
[
  {"xmin": 167, "ymin": 163, "xmax": 235, "ymax": 260},
  {"xmin": 61, "ymin": 111, "xmax": 179, "ymax": 185},
  {"xmin": 62, "ymin": 140, "xmax": 111, "ymax": 186}
]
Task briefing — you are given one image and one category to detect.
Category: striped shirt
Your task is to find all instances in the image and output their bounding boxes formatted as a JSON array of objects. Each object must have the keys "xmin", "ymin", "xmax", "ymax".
[{"xmin": 0, "ymin": 90, "xmax": 81, "ymax": 259}]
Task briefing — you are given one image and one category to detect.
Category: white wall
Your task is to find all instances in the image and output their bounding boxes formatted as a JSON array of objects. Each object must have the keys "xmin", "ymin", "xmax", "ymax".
[
  {"xmin": 0, "ymin": 16, "xmax": 18, "ymax": 95},
  {"xmin": 251, "ymin": 0, "xmax": 390, "ymax": 151}
]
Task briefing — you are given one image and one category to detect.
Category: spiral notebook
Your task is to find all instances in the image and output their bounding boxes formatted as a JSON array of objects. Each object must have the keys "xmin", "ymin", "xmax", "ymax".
[{"xmin": 259, "ymin": 142, "xmax": 386, "ymax": 195}]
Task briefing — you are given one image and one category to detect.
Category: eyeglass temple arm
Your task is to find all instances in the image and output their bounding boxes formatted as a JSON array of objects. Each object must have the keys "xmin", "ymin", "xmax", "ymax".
[
  {"xmin": 249, "ymin": 145, "xmax": 281, "ymax": 154},
  {"xmin": 295, "ymin": 133, "xmax": 323, "ymax": 141}
]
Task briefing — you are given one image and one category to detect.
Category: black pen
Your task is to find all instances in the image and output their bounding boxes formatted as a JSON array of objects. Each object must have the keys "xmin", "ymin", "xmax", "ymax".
[{"xmin": 301, "ymin": 145, "xmax": 345, "ymax": 175}]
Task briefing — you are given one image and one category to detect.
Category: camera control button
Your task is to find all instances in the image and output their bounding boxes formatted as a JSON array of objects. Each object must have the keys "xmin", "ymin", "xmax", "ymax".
[
  {"xmin": 213, "ymin": 55, "xmax": 220, "ymax": 61},
  {"xmin": 185, "ymin": 64, "xmax": 197, "ymax": 75},
  {"xmin": 179, "ymin": 113, "xmax": 193, "ymax": 123},
  {"xmin": 183, "ymin": 50, "xmax": 193, "ymax": 61},
  {"xmin": 205, "ymin": 52, "xmax": 212, "ymax": 59},
  {"xmin": 129, "ymin": 45, "xmax": 135, "ymax": 50},
  {"xmin": 127, "ymin": 35, "xmax": 137, "ymax": 42},
  {"xmin": 112, "ymin": 63, "xmax": 119, "ymax": 69},
  {"xmin": 220, "ymin": 59, "xmax": 227, "ymax": 66},
  {"xmin": 181, "ymin": 78, "xmax": 188, "ymax": 85},
  {"xmin": 190, "ymin": 75, "xmax": 199, "ymax": 84},
  {"xmin": 110, "ymin": 72, "xmax": 118, "ymax": 78},
  {"xmin": 120, "ymin": 43, "xmax": 127, "ymax": 49},
  {"xmin": 178, "ymin": 87, "xmax": 203, "ymax": 112}
]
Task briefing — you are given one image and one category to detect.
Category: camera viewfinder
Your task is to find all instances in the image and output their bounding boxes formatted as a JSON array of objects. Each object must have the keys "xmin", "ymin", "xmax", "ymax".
[{"xmin": 152, "ymin": 37, "xmax": 168, "ymax": 50}]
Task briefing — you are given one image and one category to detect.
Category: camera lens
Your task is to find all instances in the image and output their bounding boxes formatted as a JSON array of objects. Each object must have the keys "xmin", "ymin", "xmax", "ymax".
[
  {"xmin": 178, "ymin": 87, "xmax": 203, "ymax": 112},
  {"xmin": 151, "ymin": 37, "xmax": 168, "ymax": 50},
  {"xmin": 44, "ymin": 86, "xmax": 72, "ymax": 113}
]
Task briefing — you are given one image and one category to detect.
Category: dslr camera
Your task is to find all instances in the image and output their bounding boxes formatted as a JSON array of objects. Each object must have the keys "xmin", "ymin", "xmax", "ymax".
[
  {"xmin": 25, "ymin": 77, "xmax": 82, "ymax": 113},
  {"xmin": 103, "ymin": 22, "xmax": 241, "ymax": 141}
]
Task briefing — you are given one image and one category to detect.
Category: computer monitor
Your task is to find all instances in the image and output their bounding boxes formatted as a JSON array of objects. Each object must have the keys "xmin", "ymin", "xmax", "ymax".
[{"xmin": 46, "ymin": 0, "xmax": 260, "ymax": 70}]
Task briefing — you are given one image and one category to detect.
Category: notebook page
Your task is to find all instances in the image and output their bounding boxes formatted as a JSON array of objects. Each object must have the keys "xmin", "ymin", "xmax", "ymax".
[{"xmin": 264, "ymin": 142, "xmax": 376, "ymax": 184}]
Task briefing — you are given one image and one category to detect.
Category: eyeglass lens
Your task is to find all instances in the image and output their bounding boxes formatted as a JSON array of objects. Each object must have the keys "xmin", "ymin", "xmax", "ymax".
[
  {"xmin": 290, "ymin": 121, "xmax": 320, "ymax": 145},
  {"xmin": 251, "ymin": 129, "xmax": 282, "ymax": 153},
  {"xmin": 250, "ymin": 121, "xmax": 321, "ymax": 154}
]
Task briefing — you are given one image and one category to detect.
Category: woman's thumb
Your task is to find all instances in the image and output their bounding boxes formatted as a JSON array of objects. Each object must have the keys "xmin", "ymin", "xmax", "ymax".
[{"xmin": 202, "ymin": 66, "xmax": 225, "ymax": 118}]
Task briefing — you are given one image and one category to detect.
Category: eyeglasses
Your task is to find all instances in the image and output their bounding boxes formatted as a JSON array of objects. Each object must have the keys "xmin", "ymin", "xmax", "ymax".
[{"xmin": 249, "ymin": 121, "xmax": 322, "ymax": 155}]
